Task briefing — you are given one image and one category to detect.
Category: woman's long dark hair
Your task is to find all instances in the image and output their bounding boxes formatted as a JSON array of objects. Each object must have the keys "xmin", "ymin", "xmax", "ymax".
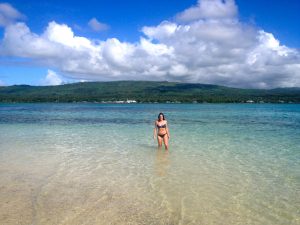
[{"xmin": 157, "ymin": 112, "xmax": 165, "ymax": 121}]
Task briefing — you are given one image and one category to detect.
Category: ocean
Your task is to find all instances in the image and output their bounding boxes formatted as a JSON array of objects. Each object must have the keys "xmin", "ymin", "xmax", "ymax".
[{"xmin": 0, "ymin": 103, "xmax": 299, "ymax": 225}]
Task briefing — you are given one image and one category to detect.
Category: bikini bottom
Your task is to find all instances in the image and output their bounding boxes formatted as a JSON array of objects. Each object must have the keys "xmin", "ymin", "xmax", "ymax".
[{"xmin": 158, "ymin": 133, "xmax": 167, "ymax": 138}]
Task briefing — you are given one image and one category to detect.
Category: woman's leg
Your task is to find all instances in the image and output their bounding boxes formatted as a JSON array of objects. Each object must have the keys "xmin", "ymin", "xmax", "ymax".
[
  {"xmin": 163, "ymin": 134, "xmax": 169, "ymax": 150},
  {"xmin": 157, "ymin": 135, "xmax": 163, "ymax": 148}
]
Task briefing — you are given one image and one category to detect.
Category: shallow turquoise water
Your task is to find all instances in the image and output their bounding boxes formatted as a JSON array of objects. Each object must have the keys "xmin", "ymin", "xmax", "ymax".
[{"xmin": 0, "ymin": 103, "xmax": 299, "ymax": 224}]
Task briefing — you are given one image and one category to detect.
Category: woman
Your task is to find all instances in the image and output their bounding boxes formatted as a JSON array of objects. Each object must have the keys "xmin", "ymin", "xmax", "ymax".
[{"xmin": 153, "ymin": 112, "xmax": 170, "ymax": 150}]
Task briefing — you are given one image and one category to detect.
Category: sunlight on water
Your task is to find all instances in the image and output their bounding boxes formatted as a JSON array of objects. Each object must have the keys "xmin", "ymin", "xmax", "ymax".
[{"xmin": 0, "ymin": 103, "xmax": 299, "ymax": 224}]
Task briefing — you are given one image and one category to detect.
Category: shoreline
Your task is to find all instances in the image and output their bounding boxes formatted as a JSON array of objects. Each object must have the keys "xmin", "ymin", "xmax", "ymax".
[{"xmin": 1, "ymin": 101, "xmax": 299, "ymax": 104}]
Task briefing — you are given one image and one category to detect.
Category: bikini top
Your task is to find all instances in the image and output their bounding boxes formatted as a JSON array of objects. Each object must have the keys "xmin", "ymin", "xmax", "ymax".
[{"xmin": 157, "ymin": 123, "xmax": 166, "ymax": 129}]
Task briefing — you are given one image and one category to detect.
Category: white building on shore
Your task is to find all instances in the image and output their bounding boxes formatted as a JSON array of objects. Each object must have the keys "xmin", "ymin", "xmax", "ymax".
[{"xmin": 126, "ymin": 99, "xmax": 137, "ymax": 103}]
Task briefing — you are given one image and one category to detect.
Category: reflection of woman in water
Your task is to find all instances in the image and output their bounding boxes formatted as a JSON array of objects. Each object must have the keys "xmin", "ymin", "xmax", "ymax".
[{"xmin": 153, "ymin": 112, "xmax": 170, "ymax": 150}]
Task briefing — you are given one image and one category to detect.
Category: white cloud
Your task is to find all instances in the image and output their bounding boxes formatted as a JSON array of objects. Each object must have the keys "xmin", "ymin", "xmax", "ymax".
[
  {"xmin": 42, "ymin": 70, "xmax": 63, "ymax": 86},
  {"xmin": 0, "ymin": 3, "xmax": 25, "ymax": 27},
  {"xmin": 176, "ymin": 0, "xmax": 237, "ymax": 22},
  {"xmin": 88, "ymin": 18, "xmax": 109, "ymax": 32},
  {"xmin": 0, "ymin": 0, "xmax": 300, "ymax": 88},
  {"xmin": 0, "ymin": 79, "xmax": 5, "ymax": 86}
]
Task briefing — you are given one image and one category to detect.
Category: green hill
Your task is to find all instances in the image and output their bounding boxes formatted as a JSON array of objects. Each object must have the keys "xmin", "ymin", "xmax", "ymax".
[{"xmin": 0, "ymin": 81, "xmax": 299, "ymax": 103}]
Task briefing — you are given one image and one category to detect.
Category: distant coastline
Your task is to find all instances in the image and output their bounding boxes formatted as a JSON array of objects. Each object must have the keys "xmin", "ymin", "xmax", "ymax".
[{"xmin": 1, "ymin": 81, "xmax": 300, "ymax": 103}]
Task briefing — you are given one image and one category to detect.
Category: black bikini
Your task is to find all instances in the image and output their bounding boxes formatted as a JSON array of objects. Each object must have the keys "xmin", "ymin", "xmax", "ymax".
[
  {"xmin": 157, "ymin": 123, "xmax": 167, "ymax": 138},
  {"xmin": 158, "ymin": 133, "xmax": 166, "ymax": 138},
  {"xmin": 157, "ymin": 124, "xmax": 166, "ymax": 129}
]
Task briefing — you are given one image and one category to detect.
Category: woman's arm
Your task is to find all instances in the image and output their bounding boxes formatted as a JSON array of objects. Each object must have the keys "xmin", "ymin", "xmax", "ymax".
[
  {"xmin": 153, "ymin": 121, "xmax": 157, "ymax": 139},
  {"xmin": 166, "ymin": 121, "xmax": 170, "ymax": 139}
]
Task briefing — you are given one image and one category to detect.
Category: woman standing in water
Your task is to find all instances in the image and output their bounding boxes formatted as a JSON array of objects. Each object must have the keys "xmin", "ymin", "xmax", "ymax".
[{"xmin": 154, "ymin": 112, "xmax": 170, "ymax": 150}]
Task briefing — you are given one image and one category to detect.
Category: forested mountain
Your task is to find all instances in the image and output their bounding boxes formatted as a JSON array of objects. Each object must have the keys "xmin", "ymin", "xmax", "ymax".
[{"xmin": 1, "ymin": 81, "xmax": 299, "ymax": 103}]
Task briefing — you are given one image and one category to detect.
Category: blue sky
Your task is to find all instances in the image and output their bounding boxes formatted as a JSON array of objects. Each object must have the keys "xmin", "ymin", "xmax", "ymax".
[{"xmin": 0, "ymin": 0, "xmax": 300, "ymax": 88}]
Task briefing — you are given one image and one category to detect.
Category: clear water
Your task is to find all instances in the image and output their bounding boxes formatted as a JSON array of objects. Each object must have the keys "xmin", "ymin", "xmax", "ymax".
[{"xmin": 0, "ymin": 103, "xmax": 299, "ymax": 225}]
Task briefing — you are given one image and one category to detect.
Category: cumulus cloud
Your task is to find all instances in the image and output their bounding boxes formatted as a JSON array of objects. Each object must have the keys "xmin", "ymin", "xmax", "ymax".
[
  {"xmin": 88, "ymin": 18, "xmax": 109, "ymax": 32},
  {"xmin": 0, "ymin": 0, "xmax": 300, "ymax": 88},
  {"xmin": 41, "ymin": 70, "xmax": 63, "ymax": 86},
  {"xmin": 0, "ymin": 3, "xmax": 25, "ymax": 27},
  {"xmin": 0, "ymin": 79, "xmax": 5, "ymax": 86},
  {"xmin": 176, "ymin": 0, "xmax": 237, "ymax": 22}
]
